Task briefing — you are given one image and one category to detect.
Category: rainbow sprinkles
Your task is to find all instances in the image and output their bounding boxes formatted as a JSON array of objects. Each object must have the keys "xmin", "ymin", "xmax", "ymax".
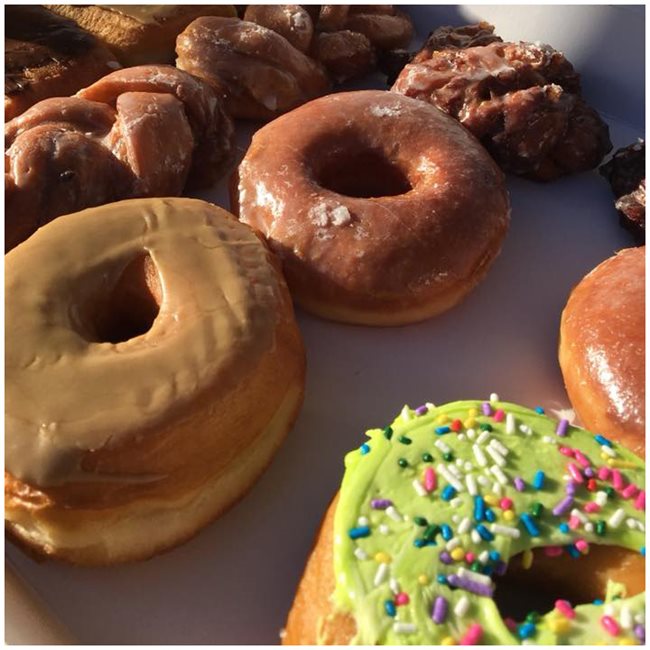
[{"xmin": 332, "ymin": 397, "xmax": 645, "ymax": 644}]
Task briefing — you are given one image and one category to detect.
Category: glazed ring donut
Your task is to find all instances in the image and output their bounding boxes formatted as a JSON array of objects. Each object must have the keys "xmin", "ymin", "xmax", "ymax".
[
  {"xmin": 284, "ymin": 399, "xmax": 646, "ymax": 644},
  {"xmin": 243, "ymin": 5, "xmax": 314, "ymax": 53},
  {"xmin": 559, "ymin": 247, "xmax": 645, "ymax": 457},
  {"xmin": 234, "ymin": 90, "xmax": 510, "ymax": 326},
  {"xmin": 5, "ymin": 197, "xmax": 305, "ymax": 565}
]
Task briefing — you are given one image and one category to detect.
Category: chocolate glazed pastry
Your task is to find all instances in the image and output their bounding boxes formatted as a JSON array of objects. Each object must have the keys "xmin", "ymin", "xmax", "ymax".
[
  {"xmin": 392, "ymin": 23, "xmax": 612, "ymax": 180},
  {"xmin": 5, "ymin": 5, "xmax": 119, "ymax": 120},
  {"xmin": 4, "ymin": 65, "xmax": 234, "ymax": 251},
  {"xmin": 600, "ymin": 141, "xmax": 645, "ymax": 243}
]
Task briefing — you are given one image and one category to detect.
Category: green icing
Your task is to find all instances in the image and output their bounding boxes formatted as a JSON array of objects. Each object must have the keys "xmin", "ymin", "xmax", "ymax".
[{"xmin": 331, "ymin": 400, "xmax": 645, "ymax": 645}]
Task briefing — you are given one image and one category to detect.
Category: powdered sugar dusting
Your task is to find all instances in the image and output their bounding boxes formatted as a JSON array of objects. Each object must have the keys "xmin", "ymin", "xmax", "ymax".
[
  {"xmin": 370, "ymin": 105, "xmax": 402, "ymax": 118},
  {"xmin": 309, "ymin": 203, "xmax": 352, "ymax": 227}
]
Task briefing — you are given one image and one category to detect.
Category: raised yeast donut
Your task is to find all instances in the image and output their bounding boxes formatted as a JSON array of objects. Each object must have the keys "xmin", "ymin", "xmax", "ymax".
[
  {"xmin": 233, "ymin": 90, "xmax": 510, "ymax": 326},
  {"xmin": 284, "ymin": 399, "xmax": 645, "ymax": 644},
  {"xmin": 559, "ymin": 247, "xmax": 645, "ymax": 457},
  {"xmin": 5, "ymin": 197, "xmax": 305, "ymax": 565}
]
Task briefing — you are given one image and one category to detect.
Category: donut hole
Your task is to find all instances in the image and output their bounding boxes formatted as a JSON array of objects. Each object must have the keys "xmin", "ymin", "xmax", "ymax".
[
  {"xmin": 493, "ymin": 545, "xmax": 644, "ymax": 622},
  {"xmin": 312, "ymin": 144, "xmax": 412, "ymax": 198},
  {"xmin": 83, "ymin": 253, "xmax": 162, "ymax": 344}
]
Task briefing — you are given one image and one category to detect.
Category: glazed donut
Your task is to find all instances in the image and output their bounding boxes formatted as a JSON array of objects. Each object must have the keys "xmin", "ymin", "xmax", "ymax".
[
  {"xmin": 243, "ymin": 5, "xmax": 314, "ymax": 53},
  {"xmin": 284, "ymin": 399, "xmax": 646, "ymax": 644},
  {"xmin": 233, "ymin": 90, "xmax": 510, "ymax": 326},
  {"xmin": 46, "ymin": 4, "xmax": 237, "ymax": 66},
  {"xmin": 176, "ymin": 16, "xmax": 331, "ymax": 121},
  {"xmin": 559, "ymin": 247, "xmax": 645, "ymax": 457},
  {"xmin": 392, "ymin": 29, "xmax": 612, "ymax": 180},
  {"xmin": 5, "ymin": 65, "xmax": 233, "ymax": 251},
  {"xmin": 5, "ymin": 197, "xmax": 305, "ymax": 565},
  {"xmin": 311, "ymin": 30, "xmax": 376, "ymax": 83}
]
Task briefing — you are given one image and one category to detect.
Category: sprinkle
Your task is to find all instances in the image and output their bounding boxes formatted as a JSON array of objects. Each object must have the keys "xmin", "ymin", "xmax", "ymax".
[
  {"xmin": 400, "ymin": 406, "xmax": 412, "ymax": 422},
  {"xmin": 360, "ymin": 443, "xmax": 370, "ymax": 454},
  {"xmin": 446, "ymin": 537, "xmax": 461, "ymax": 551},
  {"xmin": 503, "ymin": 509, "xmax": 515, "ymax": 521},
  {"xmin": 395, "ymin": 592, "xmax": 409, "ymax": 606},
  {"xmin": 478, "ymin": 550, "xmax": 490, "ymax": 565},
  {"xmin": 419, "ymin": 574, "xmax": 429, "ymax": 585},
  {"xmin": 608, "ymin": 508, "xmax": 625, "ymax": 529},
  {"xmin": 432, "ymin": 596, "xmax": 448, "ymax": 624},
  {"xmin": 570, "ymin": 508, "xmax": 588, "ymax": 524},
  {"xmin": 375, "ymin": 551, "xmax": 392, "ymax": 564},
  {"xmin": 489, "ymin": 393, "xmax": 499, "ymax": 404},
  {"xmin": 384, "ymin": 600, "xmax": 396, "ymax": 617},
  {"xmin": 518, "ymin": 622, "xmax": 536, "ymax": 639},
  {"xmin": 439, "ymin": 551, "xmax": 452, "ymax": 564},
  {"xmin": 390, "ymin": 578, "xmax": 400, "ymax": 594},
  {"xmin": 458, "ymin": 517, "xmax": 472, "ymax": 535},
  {"xmin": 598, "ymin": 466, "xmax": 612, "ymax": 481},
  {"xmin": 473, "ymin": 445, "xmax": 488, "ymax": 467},
  {"xmin": 422, "ymin": 452, "xmax": 434, "ymax": 463},
  {"xmin": 442, "ymin": 485, "xmax": 457, "ymax": 501},
  {"xmin": 481, "ymin": 402, "xmax": 493, "ymax": 416},
  {"xmin": 438, "ymin": 464, "xmax": 464, "ymax": 492},
  {"xmin": 357, "ymin": 516, "xmax": 369, "ymax": 526},
  {"xmin": 493, "ymin": 409, "xmax": 505, "ymax": 422},
  {"xmin": 437, "ymin": 415, "xmax": 449, "ymax": 425},
  {"xmin": 476, "ymin": 524, "xmax": 494, "ymax": 541},
  {"xmin": 586, "ymin": 478, "xmax": 597, "ymax": 491},
  {"xmin": 521, "ymin": 549, "xmax": 534, "ymax": 569},
  {"xmin": 450, "ymin": 419, "xmax": 462, "ymax": 432},
  {"xmin": 520, "ymin": 513, "xmax": 540, "ymax": 536},
  {"xmin": 602, "ymin": 616, "xmax": 621, "ymax": 636},
  {"xmin": 514, "ymin": 477, "xmax": 526, "ymax": 492},
  {"xmin": 443, "ymin": 451, "xmax": 454, "ymax": 462},
  {"xmin": 556, "ymin": 419, "xmax": 569, "ymax": 437},
  {"xmin": 565, "ymin": 480, "xmax": 578, "ymax": 496},
  {"xmin": 441, "ymin": 636, "xmax": 456, "ymax": 645},
  {"xmin": 485, "ymin": 508, "xmax": 496, "ymax": 523},
  {"xmin": 612, "ymin": 470, "xmax": 625, "ymax": 490},
  {"xmin": 474, "ymin": 496, "xmax": 486, "ymax": 521},
  {"xmin": 490, "ymin": 465, "xmax": 508, "ymax": 485},
  {"xmin": 470, "ymin": 529, "xmax": 482, "ymax": 544},
  {"xmin": 554, "ymin": 599, "xmax": 576, "ymax": 619},
  {"xmin": 544, "ymin": 546, "xmax": 563, "ymax": 557},
  {"xmin": 567, "ymin": 463, "xmax": 584, "ymax": 483},
  {"xmin": 379, "ymin": 524, "xmax": 390, "ymax": 535},
  {"xmin": 386, "ymin": 506, "xmax": 402, "ymax": 522},
  {"xmin": 441, "ymin": 524, "xmax": 453, "ymax": 541},
  {"xmin": 454, "ymin": 596, "xmax": 470, "ymax": 617},
  {"xmin": 534, "ymin": 406, "xmax": 544, "ymax": 414},
  {"xmin": 398, "ymin": 458, "xmax": 409, "ymax": 468},
  {"xmin": 451, "ymin": 548, "xmax": 465, "ymax": 562},
  {"xmin": 552, "ymin": 496, "xmax": 574, "ymax": 516},
  {"xmin": 348, "ymin": 526, "xmax": 370, "ymax": 540},
  {"xmin": 450, "ymin": 497, "xmax": 464, "ymax": 508},
  {"xmin": 398, "ymin": 435, "xmax": 412, "ymax": 445},
  {"xmin": 530, "ymin": 502, "xmax": 544, "ymax": 518},
  {"xmin": 446, "ymin": 573, "xmax": 493, "ymax": 597},
  {"xmin": 435, "ymin": 440, "xmax": 452, "ymax": 454},
  {"xmin": 505, "ymin": 413, "xmax": 516, "ymax": 434},
  {"xmin": 459, "ymin": 623, "xmax": 483, "ymax": 645},
  {"xmin": 412, "ymin": 479, "xmax": 427, "ymax": 497},
  {"xmin": 595, "ymin": 491, "xmax": 608, "ymax": 506},
  {"xmin": 575, "ymin": 539, "xmax": 589, "ymax": 554},
  {"xmin": 490, "ymin": 523, "xmax": 520, "ymax": 538},
  {"xmin": 499, "ymin": 497, "xmax": 513, "ymax": 510},
  {"xmin": 383, "ymin": 426, "xmax": 393, "ymax": 440},
  {"xmin": 574, "ymin": 450, "xmax": 591, "ymax": 468},
  {"xmin": 465, "ymin": 427, "xmax": 476, "ymax": 439},
  {"xmin": 466, "ymin": 553, "xmax": 476, "ymax": 565},
  {"xmin": 424, "ymin": 467, "xmax": 437, "ymax": 492},
  {"xmin": 477, "ymin": 429, "xmax": 492, "ymax": 444},
  {"xmin": 566, "ymin": 544, "xmax": 580, "ymax": 558},
  {"xmin": 371, "ymin": 499, "xmax": 392, "ymax": 510},
  {"xmin": 635, "ymin": 491, "xmax": 645, "ymax": 511},
  {"xmin": 489, "ymin": 438, "xmax": 509, "ymax": 456},
  {"xmin": 415, "ymin": 404, "xmax": 429, "ymax": 416},
  {"xmin": 620, "ymin": 606, "xmax": 632, "ymax": 630},
  {"xmin": 393, "ymin": 622, "xmax": 417, "ymax": 635},
  {"xmin": 584, "ymin": 502, "xmax": 600, "ymax": 513},
  {"xmin": 436, "ymin": 426, "xmax": 451, "ymax": 435},
  {"xmin": 595, "ymin": 434, "xmax": 613, "ymax": 447},
  {"xmin": 595, "ymin": 520, "xmax": 607, "ymax": 536},
  {"xmin": 373, "ymin": 563, "xmax": 389, "ymax": 586},
  {"xmin": 622, "ymin": 484, "xmax": 639, "ymax": 499},
  {"xmin": 633, "ymin": 625, "xmax": 645, "ymax": 642},
  {"xmin": 354, "ymin": 547, "xmax": 367, "ymax": 560}
]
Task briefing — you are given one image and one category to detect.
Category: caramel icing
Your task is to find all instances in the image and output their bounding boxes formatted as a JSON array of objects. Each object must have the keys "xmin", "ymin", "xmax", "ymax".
[{"xmin": 6, "ymin": 198, "xmax": 285, "ymax": 487}]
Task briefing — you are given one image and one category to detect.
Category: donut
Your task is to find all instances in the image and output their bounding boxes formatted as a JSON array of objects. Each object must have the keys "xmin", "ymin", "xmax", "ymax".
[
  {"xmin": 5, "ymin": 6, "xmax": 120, "ymax": 121},
  {"xmin": 243, "ymin": 5, "xmax": 314, "ymax": 53},
  {"xmin": 310, "ymin": 30, "xmax": 376, "ymax": 84},
  {"xmin": 284, "ymin": 398, "xmax": 645, "ymax": 644},
  {"xmin": 45, "ymin": 5, "xmax": 237, "ymax": 66},
  {"xmin": 392, "ymin": 29, "xmax": 612, "ymax": 180},
  {"xmin": 233, "ymin": 90, "xmax": 510, "ymax": 326},
  {"xmin": 5, "ymin": 197, "xmax": 305, "ymax": 565},
  {"xmin": 559, "ymin": 247, "xmax": 645, "ymax": 457},
  {"xmin": 176, "ymin": 16, "xmax": 331, "ymax": 121}
]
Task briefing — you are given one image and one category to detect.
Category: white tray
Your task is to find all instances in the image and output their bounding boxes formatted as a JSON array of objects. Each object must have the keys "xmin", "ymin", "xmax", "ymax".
[{"xmin": 5, "ymin": 5, "xmax": 645, "ymax": 644}]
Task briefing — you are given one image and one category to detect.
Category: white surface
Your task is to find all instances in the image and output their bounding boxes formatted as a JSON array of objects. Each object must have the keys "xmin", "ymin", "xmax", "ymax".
[{"xmin": 5, "ymin": 5, "xmax": 645, "ymax": 645}]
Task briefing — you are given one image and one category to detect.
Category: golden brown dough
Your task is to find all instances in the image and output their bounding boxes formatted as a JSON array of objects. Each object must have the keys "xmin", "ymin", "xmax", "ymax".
[
  {"xmin": 46, "ymin": 4, "xmax": 237, "ymax": 66},
  {"xmin": 559, "ymin": 247, "xmax": 645, "ymax": 456},
  {"xmin": 244, "ymin": 5, "xmax": 314, "ymax": 53},
  {"xmin": 5, "ymin": 5, "xmax": 120, "ymax": 121},
  {"xmin": 5, "ymin": 197, "xmax": 305, "ymax": 566},
  {"xmin": 176, "ymin": 16, "xmax": 331, "ymax": 121},
  {"xmin": 310, "ymin": 30, "xmax": 376, "ymax": 83}
]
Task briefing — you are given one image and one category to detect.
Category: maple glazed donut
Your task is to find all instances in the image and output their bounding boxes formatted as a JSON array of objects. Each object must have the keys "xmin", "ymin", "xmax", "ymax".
[
  {"xmin": 559, "ymin": 247, "xmax": 645, "ymax": 457},
  {"xmin": 5, "ymin": 197, "xmax": 305, "ymax": 565},
  {"xmin": 234, "ymin": 90, "xmax": 510, "ymax": 326},
  {"xmin": 284, "ymin": 398, "xmax": 646, "ymax": 645}
]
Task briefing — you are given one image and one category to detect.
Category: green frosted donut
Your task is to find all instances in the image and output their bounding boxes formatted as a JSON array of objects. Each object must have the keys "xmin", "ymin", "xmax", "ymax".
[{"xmin": 332, "ymin": 399, "xmax": 645, "ymax": 644}]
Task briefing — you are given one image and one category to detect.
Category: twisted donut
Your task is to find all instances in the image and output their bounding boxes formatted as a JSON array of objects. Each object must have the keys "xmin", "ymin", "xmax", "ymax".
[
  {"xmin": 176, "ymin": 16, "xmax": 330, "ymax": 121},
  {"xmin": 5, "ymin": 65, "xmax": 233, "ymax": 251}
]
